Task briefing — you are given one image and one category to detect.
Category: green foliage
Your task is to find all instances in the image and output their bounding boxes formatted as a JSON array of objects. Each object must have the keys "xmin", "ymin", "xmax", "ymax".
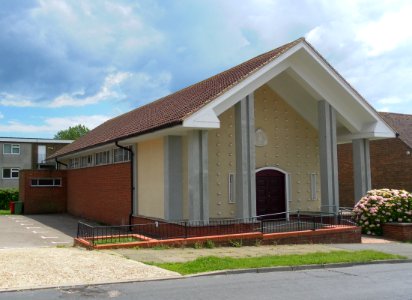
[
  {"xmin": 193, "ymin": 241, "xmax": 203, "ymax": 249},
  {"xmin": 353, "ymin": 189, "xmax": 412, "ymax": 235},
  {"xmin": 54, "ymin": 124, "xmax": 90, "ymax": 140},
  {"xmin": 0, "ymin": 210, "xmax": 11, "ymax": 215},
  {"xmin": 0, "ymin": 189, "xmax": 19, "ymax": 210},
  {"xmin": 93, "ymin": 236, "xmax": 141, "ymax": 245},
  {"xmin": 229, "ymin": 239, "xmax": 242, "ymax": 248},
  {"xmin": 204, "ymin": 240, "xmax": 215, "ymax": 249},
  {"xmin": 150, "ymin": 250, "xmax": 404, "ymax": 275}
]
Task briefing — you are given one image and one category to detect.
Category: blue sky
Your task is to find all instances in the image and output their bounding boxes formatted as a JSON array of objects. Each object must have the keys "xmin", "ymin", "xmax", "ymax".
[{"xmin": 1, "ymin": 0, "xmax": 412, "ymax": 138}]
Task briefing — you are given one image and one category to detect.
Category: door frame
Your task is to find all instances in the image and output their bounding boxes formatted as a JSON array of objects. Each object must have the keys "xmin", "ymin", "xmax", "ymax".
[{"xmin": 255, "ymin": 167, "xmax": 290, "ymax": 217}]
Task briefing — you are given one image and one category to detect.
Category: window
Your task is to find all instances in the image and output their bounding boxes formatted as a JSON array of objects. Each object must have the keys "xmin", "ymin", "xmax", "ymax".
[
  {"xmin": 113, "ymin": 147, "xmax": 131, "ymax": 163},
  {"xmin": 2, "ymin": 168, "xmax": 19, "ymax": 179},
  {"xmin": 31, "ymin": 178, "xmax": 61, "ymax": 187},
  {"xmin": 3, "ymin": 144, "xmax": 20, "ymax": 155},
  {"xmin": 228, "ymin": 173, "xmax": 236, "ymax": 203},
  {"xmin": 68, "ymin": 157, "xmax": 80, "ymax": 169},
  {"xmin": 95, "ymin": 151, "xmax": 110, "ymax": 165},
  {"xmin": 310, "ymin": 173, "xmax": 317, "ymax": 200},
  {"xmin": 80, "ymin": 155, "xmax": 93, "ymax": 168}
]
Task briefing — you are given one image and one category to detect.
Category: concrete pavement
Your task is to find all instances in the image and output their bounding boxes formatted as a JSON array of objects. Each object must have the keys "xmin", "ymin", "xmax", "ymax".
[{"xmin": 0, "ymin": 214, "xmax": 87, "ymax": 248}]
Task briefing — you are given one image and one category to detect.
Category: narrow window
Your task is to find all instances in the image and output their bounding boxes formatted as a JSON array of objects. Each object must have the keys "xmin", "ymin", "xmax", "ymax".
[
  {"xmin": 310, "ymin": 173, "xmax": 317, "ymax": 200},
  {"xmin": 228, "ymin": 173, "xmax": 236, "ymax": 204}
]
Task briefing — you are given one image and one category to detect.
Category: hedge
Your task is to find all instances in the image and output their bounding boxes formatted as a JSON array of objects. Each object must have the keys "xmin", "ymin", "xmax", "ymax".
[{"xmin": 0, "ymin": 189, "xmax": 19, "ymax": 210}]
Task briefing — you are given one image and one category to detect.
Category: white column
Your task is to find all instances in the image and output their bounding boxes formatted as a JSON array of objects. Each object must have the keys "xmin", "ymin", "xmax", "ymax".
[
  {"xmin": 318, "ymin": 100, "xmax": 339, "ymax": 213},
  {"xmin": 352, "ymin": 139, "xmax": 371, "ymax": 204},
  {"xmin": 188, "ymin": 130, "xmax": 209, "ymax": 221},
  {"xmin": 235, "ymin": 94, "xmax": 256, "ymax": 218}
]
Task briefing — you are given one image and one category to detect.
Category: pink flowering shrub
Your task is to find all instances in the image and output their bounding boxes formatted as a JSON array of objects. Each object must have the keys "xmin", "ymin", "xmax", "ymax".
[{"xmin": 353, "ymin": 189, "xmax": 412, "ymax": 235}]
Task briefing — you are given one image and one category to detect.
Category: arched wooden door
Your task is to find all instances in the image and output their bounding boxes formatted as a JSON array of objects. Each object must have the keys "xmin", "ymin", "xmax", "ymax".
[{"xmin": 256, "ymin": 169, "xmax": 286, "ymax": 216}]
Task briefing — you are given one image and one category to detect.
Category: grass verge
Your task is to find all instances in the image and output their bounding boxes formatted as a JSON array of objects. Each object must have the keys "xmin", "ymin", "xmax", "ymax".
[
  {"xmin": 148, "ymin": 250, "xmax": 405, "ymax": 275},
  {"xmin": 0, "ymin": 209, "xmax": 10, "ymax": 215},
  {"xmin": 93, "ymin": 237, "xmax": 142, "ymax": 245}
]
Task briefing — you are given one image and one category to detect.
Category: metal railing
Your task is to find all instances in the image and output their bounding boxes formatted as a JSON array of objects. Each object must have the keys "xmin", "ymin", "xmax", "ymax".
[{"xmin": 77, "ymin": 210, "xmax": 356, "ymax": 246}]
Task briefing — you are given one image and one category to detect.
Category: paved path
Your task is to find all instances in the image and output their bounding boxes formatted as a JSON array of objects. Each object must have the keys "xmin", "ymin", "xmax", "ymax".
[{"xmin": 0, "ymin": 214, "xmax": 86, "ymax": 248}]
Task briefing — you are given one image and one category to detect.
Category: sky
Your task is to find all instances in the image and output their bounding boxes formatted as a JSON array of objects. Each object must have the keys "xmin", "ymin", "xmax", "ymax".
[{"xmin": 1, "ymin": 0, "xmax": 412, "ymax": 138}]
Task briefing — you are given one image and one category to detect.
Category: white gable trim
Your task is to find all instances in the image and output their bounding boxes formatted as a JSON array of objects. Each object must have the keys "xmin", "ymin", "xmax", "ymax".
[{"xmin": 182, "ymin": 40, "xmax": 396, "ymax": 139}]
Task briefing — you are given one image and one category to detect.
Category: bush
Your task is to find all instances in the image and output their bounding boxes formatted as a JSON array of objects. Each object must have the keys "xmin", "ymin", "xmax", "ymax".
[
  {"xmin": 0, "ymin": 189, "xmax": 19, "ymax": 210},
  {"xmin": 353, "ymin": 189, "xmax": 412, "ymax": 235}
]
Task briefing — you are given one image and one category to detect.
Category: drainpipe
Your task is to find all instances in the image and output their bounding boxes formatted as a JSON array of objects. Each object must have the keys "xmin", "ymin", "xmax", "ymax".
[
  {"xmin": 55, "ymin": 158, "xmax": 68, "ymax": 170},
  {"xmin": 115, "ymin": 141, "xmax": 135, "ymax": 226}
]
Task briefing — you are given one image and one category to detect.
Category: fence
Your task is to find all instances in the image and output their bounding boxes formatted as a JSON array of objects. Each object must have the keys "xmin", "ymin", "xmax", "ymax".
[{"xmin": 77, "ymin": 210, "xmax": 355, "ymax": 246}]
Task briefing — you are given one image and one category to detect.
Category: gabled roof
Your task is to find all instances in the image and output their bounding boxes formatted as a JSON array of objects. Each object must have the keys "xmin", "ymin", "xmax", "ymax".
[
  {"xmin": 51, "ymin": 37, "xmax": 395, "ymax": 159},
  {"xmin": 51, "ymin": 38, "xmax": 303, "ymax": 158},
  {"xmin": 379, "ymin": 112, "xmax": 412, "ymax": 148}
]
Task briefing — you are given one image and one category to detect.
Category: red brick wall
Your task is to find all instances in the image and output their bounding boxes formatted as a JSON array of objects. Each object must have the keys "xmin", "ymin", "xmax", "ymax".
[
  {"xmin": 383, "ymin": 223, "xmax": 412, "ymax": 241},
  {"xmin": 19, "ymin": 170, "xmax": 67, "ymax": 214},
  {"xmin": 67, "ymin": 163, "xmax": 131, "ymax": 225},
  {"xmin": 338, "ymin": 138, "xmax": 412, "ymax": 207}
]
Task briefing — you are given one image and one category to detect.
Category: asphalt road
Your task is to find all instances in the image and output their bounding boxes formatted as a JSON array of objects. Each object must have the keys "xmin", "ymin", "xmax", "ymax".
[{"xmin": 1, "ymin": 262, "xmax": 412, "ymax": 300}]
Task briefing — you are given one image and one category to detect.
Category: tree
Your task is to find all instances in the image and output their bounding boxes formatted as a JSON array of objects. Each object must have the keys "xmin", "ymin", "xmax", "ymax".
[{"xmin": 54, "ymin": 124, "xmax": 90, "ymax": 140}]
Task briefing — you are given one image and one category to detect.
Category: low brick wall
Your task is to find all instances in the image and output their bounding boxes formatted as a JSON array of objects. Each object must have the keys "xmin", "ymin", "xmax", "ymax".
[
  {"xmin": 76, "ymin": 222, "xmax": 361, "ymax": 250},
  {"xmin": 383, "ymin": 223, "xmax": 412, "ymax": 242},
  {"xmin": 19, "ymin": 170, "xmax": 67, "ymax": 214}
]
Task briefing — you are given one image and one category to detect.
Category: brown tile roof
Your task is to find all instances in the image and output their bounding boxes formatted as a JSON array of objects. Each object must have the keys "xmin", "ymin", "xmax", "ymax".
[
  {"xmin": 379, "ymin": 112, "xmax": 412, "ymax": 148},
  {"xmin": 51, "ymin": 38, "xmax": 304, "ymax": 158}
]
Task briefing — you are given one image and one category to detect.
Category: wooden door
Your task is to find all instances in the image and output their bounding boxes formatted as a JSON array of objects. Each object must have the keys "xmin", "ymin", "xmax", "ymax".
[{"xmin": 256, "ymin": 169, "xmax": 286, "ymax": 216}]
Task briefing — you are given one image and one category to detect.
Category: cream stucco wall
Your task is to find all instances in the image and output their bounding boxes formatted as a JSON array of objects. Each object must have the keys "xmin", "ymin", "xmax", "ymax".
[
  {"xmin": 254, "ymin": 85, "xmax": 321, "ymax": 211},
  {"xmin": 137, "ymin": 138, "xmax": 165, "ymax": 219},
  {"xmin": 208, "ymin": 107, "xmax": 237, "ymax": 219}
]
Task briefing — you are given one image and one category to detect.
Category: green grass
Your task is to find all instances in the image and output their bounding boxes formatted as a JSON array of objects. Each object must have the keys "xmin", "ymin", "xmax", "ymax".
[
  {"xmin": 93, "ymin": 237, "xmax": 141, "ymax": 245},
  {"xmin": 148, "ymin": 250, "xmax": 405, "ymax": 275},
  {"xmin": 0, "ymin": 209, "xmax": 10, "ymax": 215}
]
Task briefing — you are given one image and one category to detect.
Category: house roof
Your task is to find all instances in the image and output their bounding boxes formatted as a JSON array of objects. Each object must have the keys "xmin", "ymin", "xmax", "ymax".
[
  {"xmin": 379, "ymin": 112, "xmax": 412, "ymax": 148},
  {"xmin": 50, "ymin": 38, "xmax": 304, "ymax": 158},
  {"xmin": 0, "ymin": 137, "xmax": 73, "ymax": 144}
]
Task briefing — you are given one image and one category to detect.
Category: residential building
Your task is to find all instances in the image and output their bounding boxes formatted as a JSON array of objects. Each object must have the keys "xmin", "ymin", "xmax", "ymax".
[
  {"xmin": 1, "ymin": 137, "xmax": 73, "ymax": 189},
  {"xmin": 339, "ymin": 112, "xmax": 412, "ymax": 207},
  {"xmin": 20, "ymin": 38, "xmax": 394, "ymax": 225}
]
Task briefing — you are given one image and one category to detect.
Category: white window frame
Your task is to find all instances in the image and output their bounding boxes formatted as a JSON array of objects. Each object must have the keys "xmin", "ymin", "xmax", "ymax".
[
  {"xmin": 228, "ymin": 173, "xmax": 236, "ymax": 204},
  {"xmin": 3, "ymin": 144, "xmax": 20, "ymax": 155},
  {"xmin": 95, "ymin": 150, "xmax": 110, "ymax": 166},
  {"xmin": 113, "ymin": 147, "xmax": 131, "ymax": 163},
  {"xmin": 31, "ymin": 178, "xmax": 62, "ymax": 187},
  {"xmin": 2, "ymin": 168, "xmax": 19, "ymax": 179},
  {"xmin": 80, "ymin": 155, "xmax": 93, "ymax": 168}
]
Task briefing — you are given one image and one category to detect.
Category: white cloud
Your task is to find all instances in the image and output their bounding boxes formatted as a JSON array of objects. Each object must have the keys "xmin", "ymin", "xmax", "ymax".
[
  {"xmin": 378, "ymin": 97, "xmax": 405, "ymax": 105},
  {"xmin": 0, "ymin": 93, "xmax": 37, "ymax": 107},
  {"xmin": 356, "ymin": 4, "xmax": 412, "ymax": 56},
  {"xmin": 49, "ymin": 72, "xmax": 131, "ymax": 107},
  {"xmin": 0, "ymin": 115, "xmax": 111, "ymax": 136}
]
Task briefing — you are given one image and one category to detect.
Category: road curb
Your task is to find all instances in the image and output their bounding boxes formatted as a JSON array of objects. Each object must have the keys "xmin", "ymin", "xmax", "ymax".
[{"xmin": 188, "ymin": 259, "xmax": 412, "ymax": 277}]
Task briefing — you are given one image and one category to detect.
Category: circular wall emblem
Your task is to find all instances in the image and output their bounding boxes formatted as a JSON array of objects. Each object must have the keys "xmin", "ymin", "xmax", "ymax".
[{"xmin": 255, "ymin": 128, "xmax": 268, "ymax": 147}]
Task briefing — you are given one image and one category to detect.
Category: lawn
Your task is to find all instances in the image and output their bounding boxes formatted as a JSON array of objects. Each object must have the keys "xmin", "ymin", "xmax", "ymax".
[
  {"xmin": 0, "ymin": 209, "xmax": 10, "ymax": 215},
  {"xmin": 93, "ymin": 236, "xmax": 142, "ymax": 245},
  {"xmin": 149, "ymin": 250, "xmax": 405, "ymax": 275}
]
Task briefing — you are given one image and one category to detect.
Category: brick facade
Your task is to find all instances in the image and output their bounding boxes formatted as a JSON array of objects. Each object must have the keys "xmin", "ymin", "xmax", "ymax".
[
  {"xmin": 338, "ymin": 138, "xmax": 412, "ymax": 207},
  {"xmin": 19, "ymin": 163, "xmax": 131, "ymax": 224},
  {"xmin": 382, "ymin": 223, "xmax": 412, "ymax": 242},
  {"xmin": 19, "ymin": 169, "xmax": 67, "ymax": 214},
  {"xmin": 66, "ymin": 163, "xmax": 131, "ymax": 225}
]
